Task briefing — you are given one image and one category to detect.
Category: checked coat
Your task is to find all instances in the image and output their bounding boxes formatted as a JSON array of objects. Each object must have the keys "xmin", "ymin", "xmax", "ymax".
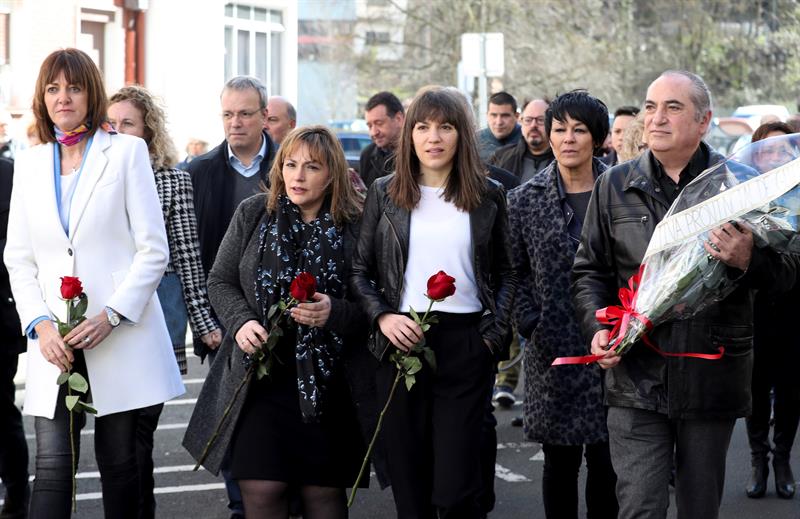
[
  {"xmin": 154, "ymin": 167, "xmax": 217, "ymax": 339},
  {"xmin": 508, "ymin": 161, "xmax": 608, "ymax": 445}
]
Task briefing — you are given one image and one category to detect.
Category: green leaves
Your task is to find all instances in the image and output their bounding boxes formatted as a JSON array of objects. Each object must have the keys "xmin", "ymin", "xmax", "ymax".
[
  {"xmin": 57, "ymin": 321, "xmax": 72, "ymax": 337},
  {"xmin": 421, "ymin": 346, "xmax": 436, "ymax": 373},
  {"xmin": 65, "ymin": 395, "xmax": 96, "ymax": 414},
  {"xmin": 57, "ymin": 372, "xmax": 70, "ymax": 385},
  {"xmin": 409, "ymin": 306, "xmax": 421, "ymax": 325},
  {"xmin": 68, "ymin": 372, "xmax": 89, "ymax": 393},
  {"xmin": 65, "ymin": 395, "xmax": 80, "ymax": 410},
  {"xmin": 73, "ymin": 294, "xmax": 88, "ymax": 322},
  {"xmin": 267, "ymin": 302, "xmax": 280, "ymax": 320}
]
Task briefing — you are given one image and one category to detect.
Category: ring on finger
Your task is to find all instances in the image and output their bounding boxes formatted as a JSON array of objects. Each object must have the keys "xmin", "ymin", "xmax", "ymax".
[
  {"xmin": 708, "ymin": 240, "xmax": 720, "ymax": 252},
  {"xmin": 83, "ymin": 336, "xmax": 91, "ymax": 343}
]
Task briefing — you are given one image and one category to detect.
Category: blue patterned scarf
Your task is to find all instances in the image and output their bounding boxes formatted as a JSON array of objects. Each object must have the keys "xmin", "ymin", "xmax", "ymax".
[{"xmin": 254, "ymin": 194, "xmax": 345, "ymax": 422}]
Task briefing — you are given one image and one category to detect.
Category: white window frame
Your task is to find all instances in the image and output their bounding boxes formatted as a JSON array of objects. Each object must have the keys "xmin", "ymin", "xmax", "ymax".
[{"xmin": 224, "ymin": 3, "xmax": 286, "ymax": 95}]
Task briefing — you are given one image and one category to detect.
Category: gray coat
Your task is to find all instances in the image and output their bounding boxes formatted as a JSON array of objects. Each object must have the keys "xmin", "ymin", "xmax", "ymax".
[{"xmin": 182, "ymin": 194, "xmax": 377, "ymax": 476}]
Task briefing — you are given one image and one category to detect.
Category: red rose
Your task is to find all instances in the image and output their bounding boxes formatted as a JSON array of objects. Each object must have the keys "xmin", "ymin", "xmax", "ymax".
[
  {"xmin": 426, "ymin": 271, "xmax": 456, "ymax": 301},
  {"xmin": 60, "ymin": 276, "xmax": 83, "ymax": 300},
  {"xmin": 290, "ymin": 272, "xmax": 317, "ymax": 302}
]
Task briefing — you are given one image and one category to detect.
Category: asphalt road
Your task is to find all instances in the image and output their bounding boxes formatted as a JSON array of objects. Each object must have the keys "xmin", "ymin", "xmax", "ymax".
[{"xmin": 6, "ymin": 354, "xmax": 800, "ymax": 518}]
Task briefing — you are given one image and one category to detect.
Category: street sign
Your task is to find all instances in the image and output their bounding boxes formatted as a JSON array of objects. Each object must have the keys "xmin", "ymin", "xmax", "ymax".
[{"xmin": 460, "ymin": 33, "xmax": 504, "ymax": 77}]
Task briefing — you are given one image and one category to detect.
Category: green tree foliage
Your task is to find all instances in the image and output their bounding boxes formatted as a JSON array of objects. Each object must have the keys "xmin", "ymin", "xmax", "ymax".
[{"xmin": 356, "ymin": 0, "xmax": 800, "ymax": 112}]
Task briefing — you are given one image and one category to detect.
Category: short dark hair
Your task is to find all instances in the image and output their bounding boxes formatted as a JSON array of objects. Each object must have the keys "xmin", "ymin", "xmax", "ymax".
[
  {"xmin": 365, "ymin": 91, "xmax": 404, "ymax": 117},
  {"xmin": 33, "ymin": 48, "xmax": 108, "ymax": 144},
  {"xmin": 545, "ymin": 90, "xmax": 609, "ymax": 150},
  {"xmin": 614, "ymin": 105, "xmax": 640, "ymax": 118},
  {"xmin": 488, "ymin": 91, "xmax": 517, "ymax": 113},
  {"xmin": 752, "ymin": 121, "xmax": 794, "ymax": 142}
]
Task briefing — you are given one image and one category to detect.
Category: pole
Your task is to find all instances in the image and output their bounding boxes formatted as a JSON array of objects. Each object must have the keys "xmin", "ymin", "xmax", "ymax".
[{"xmin": 478, "ymin": 33, "xmax": 487, "ymax": 128}]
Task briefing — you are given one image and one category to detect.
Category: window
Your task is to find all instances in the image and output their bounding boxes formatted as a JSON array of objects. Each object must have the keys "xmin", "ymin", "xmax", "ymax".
[
  {"xmin": 224, "ymin": 3, "xmax": 285, "ymax": 95},
  {"xmin": 365, "ymin": 31, "xmax": 390, "ymax": 45},
  {"xmin": 78, "ymin": 9, "xmax": 115, "ymax": 75}
]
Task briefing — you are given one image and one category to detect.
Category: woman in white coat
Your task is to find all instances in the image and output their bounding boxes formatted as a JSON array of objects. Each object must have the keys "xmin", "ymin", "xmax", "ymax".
[{"xmin": 4, "ymin": 48, "xmax": 184, "ymax": 519}]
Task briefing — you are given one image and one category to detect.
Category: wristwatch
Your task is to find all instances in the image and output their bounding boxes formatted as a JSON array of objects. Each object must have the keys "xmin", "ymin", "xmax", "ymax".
[{"xmin": 105, "ymin": 306, "xmax": 121, "ymax": 328}]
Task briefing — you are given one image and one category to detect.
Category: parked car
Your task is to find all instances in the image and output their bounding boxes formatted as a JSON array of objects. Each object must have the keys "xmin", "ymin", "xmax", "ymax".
[
  {"xmin": 336, "ymin": 131, "xmax": 372, "ymax": 172},
  {"xmin": 329, "ymin": 119, "xmax": 368, "ymax": 132},
  {"xmin": 731, "ymin": 104, "xmax": 791, "ymax": 131},
  {"xmin": 708, "ymin": 117, "xmax": 753, "ymax": 157}
]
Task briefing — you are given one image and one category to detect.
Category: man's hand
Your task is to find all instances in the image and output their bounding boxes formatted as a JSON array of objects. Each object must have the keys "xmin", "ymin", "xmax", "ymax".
[
  {"xmin": 591, "ymin": 329, "xmax": 620, "ymax": 369},
  {"xmin": 704, "ymin": 221, "xmax": 753, "ymax": 272}
]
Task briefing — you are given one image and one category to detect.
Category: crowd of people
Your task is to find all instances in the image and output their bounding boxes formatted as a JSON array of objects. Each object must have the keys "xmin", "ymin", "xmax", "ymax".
[{"xmin": 0, "ymin": 46, "xmax": 798, "ymax": 519}]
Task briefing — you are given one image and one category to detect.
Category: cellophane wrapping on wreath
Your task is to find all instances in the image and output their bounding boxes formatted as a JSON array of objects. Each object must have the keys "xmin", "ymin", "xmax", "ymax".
[{"xmin": 611, "ymin": 133, "xmax": 800, "ymax": 354}]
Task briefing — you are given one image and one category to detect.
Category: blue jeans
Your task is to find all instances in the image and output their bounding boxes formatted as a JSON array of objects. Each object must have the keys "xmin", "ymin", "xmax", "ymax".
[{"xmin": 29, "ymin": 353, "xmax": 139, "ymax": 519}]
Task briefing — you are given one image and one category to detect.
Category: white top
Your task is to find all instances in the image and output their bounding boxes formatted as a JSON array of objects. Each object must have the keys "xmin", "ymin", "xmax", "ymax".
[
  {"xmin": 58, "ymin": 170, "xmax": 79, "ymax": 233},
  {"xmin": 399, "ymin": 185, "xmax": 482, "ymax": 314}
]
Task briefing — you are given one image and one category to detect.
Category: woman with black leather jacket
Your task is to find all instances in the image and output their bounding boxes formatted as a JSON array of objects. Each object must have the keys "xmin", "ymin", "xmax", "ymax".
[{"xmin": 350, "ymin": 86, "xmax": 516, "ymax": 519}]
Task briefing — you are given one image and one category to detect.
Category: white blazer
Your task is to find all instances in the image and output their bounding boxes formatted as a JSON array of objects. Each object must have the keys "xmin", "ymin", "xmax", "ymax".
[{"xmin": 5, "ymin": 129, "xmax": 185, "ymax": 418}]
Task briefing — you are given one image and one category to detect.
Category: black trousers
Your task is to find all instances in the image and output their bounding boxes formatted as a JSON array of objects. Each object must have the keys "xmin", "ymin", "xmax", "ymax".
[
  {"xmin": 542, "ymin": 442, "xmax": 618, "ymax": 519},
  {"xmin": 136, "ymin": 403, "xmax": 165, "ymax": 519},
  {"xmin": 746, "ymin": 340, "xmax": 800, "ymax": 463},
  {"xmin": 29, "ymin": 352, "xmax": 139, "ymax": 519},
  {"xmin": 377, "ymin": 313, "xmax": 493, "ymax": 519},
  {"xmin": 0, "ymin": 352, "xmax": 28, "ymax": 502}
]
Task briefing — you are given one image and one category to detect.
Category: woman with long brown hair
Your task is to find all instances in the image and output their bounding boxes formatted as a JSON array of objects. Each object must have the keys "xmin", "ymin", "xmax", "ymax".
[{"xmin": 350, "ymin": 86, "xmax": 516, "ymax": 518}]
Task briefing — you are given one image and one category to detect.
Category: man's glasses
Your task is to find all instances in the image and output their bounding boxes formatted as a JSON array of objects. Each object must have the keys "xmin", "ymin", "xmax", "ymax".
[
  {"xmin": 521, "ymin": 116, "xmax": 545, "ymax": 126},
  {"xmin": 222, "ymin": 110, "xmax": 261, "ymax": 121}
]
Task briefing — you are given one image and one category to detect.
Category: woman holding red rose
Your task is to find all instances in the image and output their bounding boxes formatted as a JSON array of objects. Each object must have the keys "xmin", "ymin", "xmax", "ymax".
[
  {"xmin": 350, "ymin": 86, "xmax": 517, "ymax": 518},
  {"xmin": 184, "ymin": 126, "xmax": 374, "ymax": 518},
  {"xmin": 4, "ymin": 49, "xmax": 184, "ymax": 519}
]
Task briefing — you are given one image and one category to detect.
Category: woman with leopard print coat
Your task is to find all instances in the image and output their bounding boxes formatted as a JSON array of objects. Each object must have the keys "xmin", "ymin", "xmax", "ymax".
[{"xmin": 507, "ymin": 91, "xmax": 618, "ymax": 519}]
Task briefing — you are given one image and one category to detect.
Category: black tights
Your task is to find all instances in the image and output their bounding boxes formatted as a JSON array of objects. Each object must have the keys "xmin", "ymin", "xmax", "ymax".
[{"xmin": 238, "ymin": 480, "xmax": 346, "ymax": 519}]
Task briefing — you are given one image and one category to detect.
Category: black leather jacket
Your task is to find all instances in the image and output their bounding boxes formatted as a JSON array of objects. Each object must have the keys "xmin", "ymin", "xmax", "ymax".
[
  {"xmin": 572, "ymin": 145, "xmax": 800, "ymax": 419},
  {"xmin": 350, "ymin": 175, "xmax": 517, "ymax": 360}
]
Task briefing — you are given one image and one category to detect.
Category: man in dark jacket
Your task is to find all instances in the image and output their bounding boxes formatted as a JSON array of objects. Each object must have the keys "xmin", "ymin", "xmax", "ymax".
[
  {"xmin": 0, "ymin": 158, "xmax": 29, "ymax": 519},
  {"xmin": 572, "ymin": 70, "xmax": 799, "ymax": 519},
  {"xmin": 359, "ymin": 91, "xmax": 404, "ymax": 188},
  {"xmin": 601, "ymin": 105, "xmax": 640, "ymax": 167},
  {"xmin": 477, "ymin": 91, "xmax": 522, "ymax": 161},
  {"xmin": 187, "ymin": 75, "xmax": 277, "ymax": 519},
  {"xmin": 488, "ymin": 99, "xmax": 554, "ymax": 184}
]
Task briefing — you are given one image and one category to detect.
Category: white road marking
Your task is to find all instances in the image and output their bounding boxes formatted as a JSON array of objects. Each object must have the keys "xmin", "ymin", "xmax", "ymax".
[
  {"xmin": 75, "ymin": 464, "xmax": 204, "ymax": 479},
  {"xmin": 25, "ymin": 422, "xmax": 189, "ymax": 440},
  {"xmin": 74, "ymin": 483, "xmax": 226, "ymax": 501},
  {"xmin": 165, "ymin": 398, "xmax": 198, "ymax": 406},
  {"xmin": 496, "ymin": 441, "xmax": 538, "ymax": 450},
  {"xmin": 494, "ymin": 464, "xmax": 531, "ymax": 482},
  {"xmin": 530, "ymin": 450, "xmax": 545, "ymax": 461}
]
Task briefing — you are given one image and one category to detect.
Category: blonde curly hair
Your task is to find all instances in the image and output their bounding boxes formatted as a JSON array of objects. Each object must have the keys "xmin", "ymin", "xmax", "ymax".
[
  {"xmin": 618, "ymin": 112, "xmax": 647, "ymax": 163},
  {"xmin": 109, "ymin": 85, "xmax": 179, "ymax": 170}
]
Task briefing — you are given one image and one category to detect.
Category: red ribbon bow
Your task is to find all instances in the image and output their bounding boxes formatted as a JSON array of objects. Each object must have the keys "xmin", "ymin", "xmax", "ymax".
[{"xmin": 552, "ymin": 265, "xmax": 724, "ymax": 366}]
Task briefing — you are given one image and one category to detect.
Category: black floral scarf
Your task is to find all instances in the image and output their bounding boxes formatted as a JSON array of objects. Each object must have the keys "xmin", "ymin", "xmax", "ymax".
[{"xmin": 253, "ymin": 194, "xmax": 345, "ymax": 422}]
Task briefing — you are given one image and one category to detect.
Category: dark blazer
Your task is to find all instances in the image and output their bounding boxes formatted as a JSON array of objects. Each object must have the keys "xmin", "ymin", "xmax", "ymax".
[
  {"xmin": 488, "ymin": 138, "xmax": 555, "ymax": 182},
  {"xmin": 0, "ymin": 158, "xmax": 25, "ymax": 354},
  {"xmin": 187, "ymin": 131, "xmax": 278, "ymax": 277},
  {"xmin": 359, "ymin": 142, "xmax": 395, "ymax": 189},
  {"xmin": 187, "ymin": 131, "xmax": 277, "ymax": 358},
  {"xmin": 350, "ymin": 175, "xmax": 518, "ymax": 360}
]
